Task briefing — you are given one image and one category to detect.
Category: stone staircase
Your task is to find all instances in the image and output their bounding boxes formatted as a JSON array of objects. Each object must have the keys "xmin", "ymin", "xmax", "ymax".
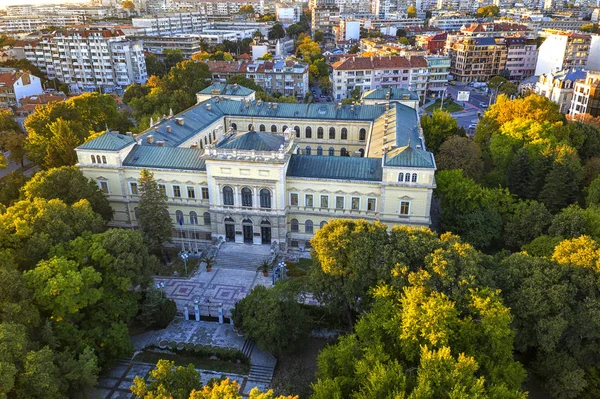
[
  {"xmin": 242, "ymin": 339, "xmax": 276, "ymax": 384},
  {"xmin": 213, "ymin": 243, "xmax": 272, "ymax": 271}
]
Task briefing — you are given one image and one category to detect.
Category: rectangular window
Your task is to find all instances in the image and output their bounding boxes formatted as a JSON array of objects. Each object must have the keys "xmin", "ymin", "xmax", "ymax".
[
  {"xmin": 367, "ymin": 198, "xmax": 376, "ymax": 211},
  {"xmin": 305, "ymin": 194, "xmax": 313, "ymax": 207},
  {"xmin": 320, "ymin": 195, "xmax": 329, "ymax": 208},
  {"xmin": 399, "ymin": 201, "xmax": 411, "ymax": 216},
  {"xmin": 173, "ymin": 185, "xmax": 181, "ymax": 198},
  {"xmin": 129, "ymin": 182, "xmax": 138, "ymax": 195},
  {"xmin": 351, "ymin": 197, "xmax": 360, "ymax": 210},
  {"xmin": 187, "ymin": 186, "xmax": 195, "ymax": 199},
  {"xmin": 335, "ymin": 196, "xmax": 344, "ymax": 209},
  {"xmin": 201, "ymin": 187, "xmax": 209, "ymax": 199},
  {"xmin": 99, "ymin": 181, "xmax": 109, "ymax": 194},
  {"xmin": 290, "ymin": 193, "xmax": 298, "ymax": 206},
  {"xmin": 158, "ymin": 184, "xmax": 167, "ymax": 196}
]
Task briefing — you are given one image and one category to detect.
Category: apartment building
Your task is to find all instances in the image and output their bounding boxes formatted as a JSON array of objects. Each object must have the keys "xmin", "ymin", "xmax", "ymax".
[
  {"xmin": 132, "ymin": 12, "xmax": 208, "ymax": 35},
  {"xmin": 0, "ymin": 69, "xmax": 43, "ymax": 108},
  {"xmin": 204, "ymin": 60, "xmax": 309, "ymax": 99},
  {"xmin": 535, "ymin": 32, "xmax": 591, "ymax": 76},
  {"xmin": 132, "ymin": 35, "xmax": 203, "ymax": 59},
  {"xmin": 429, "ymin": 15, "xmax": 476, "ymax": 31},
  {"xmin": 426, "ymin": 56, "xmax": 450, "ymax": 98},
  {"xmin": 312, "ymin": 0, "xmax": 340, "ymax": 44},
  {"xmin": 450, "ymin": 37, "xmax": 507, "ymax": 83},
  {"xmin": 171, "ymin": 0, "xmax": 265, "ymax": 17},
  {"xmin": 331, "ymin": 56, "xmax": 429, "ymax": 100},
  {"xmin": 535, "ymin": 68, "xmax": 587, "ymax": 114},
  {"xmin": 569, "ymin": 71, "xmax": 600, "ymax": 118},
  {"xmin": 23, "ymin": 29, "xmax": 147, "ymax": 92},
  {"xmin": 504, "ymin": 37, "xmax": 538, "ymax": 81},
  {"xmin": 0, "ymin": 15, "xmax": 85, "ymax": 33}
]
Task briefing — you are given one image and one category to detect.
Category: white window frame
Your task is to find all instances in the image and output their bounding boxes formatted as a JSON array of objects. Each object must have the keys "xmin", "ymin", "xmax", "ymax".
[
  {"xmin": 158, "ymin": 184, "xmax": 167, "ymax": 196},
  {"xmin": 201, "ymin": 187, "xmax": 209, "ymax": 200},
  {"xmin": 399, "ymin": 200, "xmax": 411, "ymax": 216},
  {"xmin": 305, "ymin": 194, "xmax": 314, "ymax": 207},
  {"xmin": 367, "ymin": 198, "xmax": 377, "ymax": 212},
  {"xmin": 172, "ymin": 185, "xmax": 181, "ymax": 198},
  {"xmin": 351, "ymin": 197, "xmax": 360, "ymax": 210},
  {"xmin": 98, "ymin": 180, "xmax": 109, "ymax": 194},
  {"xmin": 320, "ymin": 195, "xmax": 329, "ymax": 209},
  {"xmin": 335, "ymin": 196, "xmax": 345, "ymax": 209},
  {"xmin": 290, "ymin": 192, "xmax": 299, "ymax": 206},
  {"xmin": 129, "ymin": 182, "xmax": 138, "ymax": 196},
  {"xmin": 187, "ymin": 186, "xmax": 196, "ymax": 199}
]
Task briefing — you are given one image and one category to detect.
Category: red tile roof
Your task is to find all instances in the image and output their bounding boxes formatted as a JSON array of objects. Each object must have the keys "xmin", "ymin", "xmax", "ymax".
[{"xmin": 0, "ymin": 70, "xmax": 28, "ymax": 87}]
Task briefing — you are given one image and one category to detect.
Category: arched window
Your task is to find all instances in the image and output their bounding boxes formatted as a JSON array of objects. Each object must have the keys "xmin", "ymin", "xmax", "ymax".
[
  {"xmin": 231, "ymin": 122, "xmax": 237, "ymax": 130},
  {"xmin": 134, "ymin": 207, "xmax": 140, "ymax": 220},
  {"xmin": 175, "ymin": 210, "xmax": 184, "ymax": 224},
  {"xmin": 190, "ymin": 211, "xmax": 198, "ymax": 225},
  {"xmin": 328, "ymin": 147, "xmax": 335, "ymax": 156},
  {"xmin": 259, "ymin": 124, "xmax": 266, "ymax": 132},
  {"xmin": 317, "ymin": 146, "xmax": 323, "ymax": 156},
  {"xmin": 329, "ymin": 127, "xmax": 335, "ymax": 140},
  {"xmin": 341, "ymin": 128, "xmax": 348, "ymax": 140},
  {"xmin": 223, "ymin": 186, "xmax": 234, "ymax": 205},
  {"xmin": 260, "ymin": 188, "xmax": 271, "ymax": 208},
  {"xmin": 271, "ymin": 124, "xmax": 277, "ymax": 133},
  {"xmin": 398, "ymin": 172, "xmax": 404, "ymax": 182},
  {"xmin": 305, "ymin": 126, "xmax": 312, "ymax": 138},
  {"xmin": 358, "ymin": 148, "xmax": 365, "ymax": 157},
  {"xmin": 340, "ymin": 148, "xmax": 348, "ymax": 156},
  {"xmin": 241, "ymin": 187, "xmax": 253, "ymax": 207},
  {"xmin": 359, "ymin": 128, "xmax": 366, "ymax": 141},
  {"xmin": 290, "ymin": 218, "xmax": 299, "ymax": 232},
  {"xmin": 320, "ymin": 220, "xmax": 327, "ymax": 228},
  {"xmin": 305, "ymin": 146, "xmax": 311, "ymax": 155},
  {"xmin": 102, "ymin": 155, "xmax": 107, "ymax": 164},
  {"xmin": 282, "ymin": 125, "xmax": 288, "ymax": 132},
  {"xmin": 405, "ymin": 173, "xmax": 411, "ymax": 182},
  {"xmin": 305, "ymin": 219, "xmax": 314, "ymax": 233},
  {"xmin": 203, "ymin": 212, "xmax": 211, "ymax": 225},
  {"xmin": 91, "ymin": 155, "xmax": 96, "ymax": 163},
  {"xmin": 248, "ymin": 123, "xmax": 253, "ymax": 131},
  {"xmin": 294, "ymin": 126, "xmax": 300, "ymax": 137},
  {"xmin": 411, "ymin": 173, "xmax": 418, "ymax": 183},
  {"xmin": 317, "ymin": 127, "xmax": 324, "ymax": 139}
]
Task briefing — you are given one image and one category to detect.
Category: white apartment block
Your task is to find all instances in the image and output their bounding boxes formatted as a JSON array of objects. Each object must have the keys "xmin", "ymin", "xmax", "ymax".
[
  {"xmin": 569, "ymin": 71, "xmax": 600, "ymax": 119},
  {"xmin": 505, "ymin": 37, "xmax": 538, "ymax": 81},
  {"xmin": 0, "ymin": 69, "xmax": 44, "ymax": 108},
  {"xmin": 23, "ymin": 29, "xmax": 147, "ymax": 92},
  {"xmin": 276, "ymin": 5, "xmax": 302, "ymax": 27},
  {"xmin": 331, "ymin": 56, "xmax": 429, "ymax": 100},
  {"xmin": 429, "ymin": 15, "xmax": 477, "ymax": 31},
  {"xmin": 535, "ymin": 68, "xmax": 587, "ymax": 114},
  {"xmin": 0, "ymin": 16, "xmax": 85, "ymax": 34},
  {"xmin": 132, "ymin": 12, "xmax": 208, "ymax": 35},
  {"xmin": 170, "ymin": 0, "xmax": 265, "ymax": 16},
  {"xmin": 535, "ymin": 32, "xmax": 592, "ymax": 76}
]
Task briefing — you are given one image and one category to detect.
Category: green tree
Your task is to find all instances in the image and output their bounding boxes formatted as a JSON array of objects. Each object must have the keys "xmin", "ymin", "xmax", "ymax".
[
  {"xmin": 122, "ymin": 0, "xmax": 134, "ymax": 9},
  {"xmin": 0, "ymin": 129, "xmax": 27, "ymax": 167},
  {"xmin": 145, "ymin": 54, "xmax": 166, "ymax": 77},
  {"xmin": 420, "ymin": 109, "xmax": 459, "ymax": 154},
  {"xmin": 539, "ymin": 146, "xmax": 584, "ymax": 213},
  {"xmin": 309, "ymin": 219, "xmax": 390, "ymax": 326},
  {"xmin": 22, "ymin": 166, "xmax": 113, "ymax": 221},
  {"xmin": 0, "ymin": 171, "xmax": 27, "ymax": 207},
  {"xmin": 313, "ymin": 29, "xmax": 324, "ymax": 43},
  {"xmin": 586, "ymin": 176, "xmax": 600, "ymax": 207},
  {"xmin": 504, "ymin": 200, "xmax": 551, "ymax": 249},
  {"xmin": 232, "ymin": 281, "xmax": 312, "ymax": 354},
  {"xmin": 436, "ymin": 135, "xmax": 484, "ymax": 180},
  {"xmin": 137, "ymin": 169, "xmax": 172, "ymax": 251},
  {"xmin": 238, "ymin": 4, "xmax": 255, "ymax": 15},
  {"xmin": 348, "ymin": 44, "xmax": 359, "ymax": 54},
  {"xmin": 476, "ymin": 4, "xmax": 500, "ymax": 17},
  {"xmin": 488, "ymin": 75, "xmax": 518, "ymax": 97},
  {"xmin": 163, "ymin": 49, "xmax": 184, "ymax": 71},
  {"xmin": 407, "ymin": 5, "xmax": 417, "ymax": 17},
  {"xmin": 258, "ymin": 52, "xmax": 273, "ymax": 61},
  {"xmin": 269, "ymin": 23, "xmax": 286, "ymax": 40},
  {"xmin": 137, "ymin": 287, "xmax": 177, "ymax": 329}
]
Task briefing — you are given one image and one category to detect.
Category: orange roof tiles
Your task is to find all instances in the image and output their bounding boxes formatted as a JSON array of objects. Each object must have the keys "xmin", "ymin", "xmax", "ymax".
[{"xmin": 331, "ymin": 55, "xmax": 427, "ymax": 71}]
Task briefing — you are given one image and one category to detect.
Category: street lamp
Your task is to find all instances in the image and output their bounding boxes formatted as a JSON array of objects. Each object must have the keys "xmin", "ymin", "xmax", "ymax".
[{"xmin": 180, "ymin": 252, "xmax": 189, "ymax": 275}]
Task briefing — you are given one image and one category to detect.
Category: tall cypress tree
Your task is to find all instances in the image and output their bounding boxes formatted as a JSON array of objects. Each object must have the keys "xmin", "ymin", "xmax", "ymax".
[{"xmin": 137, "ymin": 169, "xmax": 172, "ymax": 252}]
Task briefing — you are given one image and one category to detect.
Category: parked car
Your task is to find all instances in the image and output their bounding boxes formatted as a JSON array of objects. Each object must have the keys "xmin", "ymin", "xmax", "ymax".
[
  {"xmin": 468, "ymin": 123, "xmax": 477, "ymax": 130},
  {"xmin": 480, "ymin": 102, "xmax": 488, "ymax": 108}
]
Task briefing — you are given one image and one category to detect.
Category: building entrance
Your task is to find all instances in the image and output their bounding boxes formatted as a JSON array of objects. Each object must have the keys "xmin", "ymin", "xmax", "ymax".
[
  {"xmin": 242, "ymin": 218, "xmax": 253, "ymax": 244},
  {"xmin": 224, "ymin": 217, "xmax": 235, "ymax": 242}
]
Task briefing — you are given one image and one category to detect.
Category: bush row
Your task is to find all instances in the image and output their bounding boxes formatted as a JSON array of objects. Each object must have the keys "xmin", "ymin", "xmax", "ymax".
[{"xmin": 152, "ymin": 342, "xmax": 250, "ymax": 365}]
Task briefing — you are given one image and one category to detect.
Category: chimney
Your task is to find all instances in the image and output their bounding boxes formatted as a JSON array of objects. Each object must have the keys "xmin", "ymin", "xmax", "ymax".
[
  {"xmin": 257, "ymin": 99, "xmax": 262, "ymax": 106},
  {"xmin": 166, "ymin": 125, "xmax": 172, "ymax": 133},
  {"xmin": 206, "ymin": 103, "xmax": 212, "ymax": 110},
  {"xmin": 233, "ymin": 83, "xmax": 238, "ymax": 89},
  {"xmin": 176, "ymin": 117, "xmax": 184, "ymax": 125},
  {"xmin": 273, "ymin": 103, "xmax": 278, "ymax": 109},
  {"xmin": 337, "ymin": 102, "xmax": 342, "ymax": 109},
  {"xmin": 126, "ymin": 131, "xmax": 133, "ymax": 137},
  {"xmin": 268, "ymin": 103, "xmax": 272, "ymax": 108},
  {"xmin": 157, "ymin": 140, "xmax": 165, "ymax": 146},
  {"xmin": 146, "ymin": 135, "xmax": 154, "ymax": 144},
  {"xmin": 350, "ymin": 104, "xmax": 355, "ymax": 111}
]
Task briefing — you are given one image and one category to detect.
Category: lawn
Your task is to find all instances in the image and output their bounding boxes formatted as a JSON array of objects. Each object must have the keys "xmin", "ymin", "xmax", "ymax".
[
  {"xmin": 287, "ymin": 257, "xmax": 312, "ymax": 277},
  {"xmin": 133, "ymin": 350, "xmax": 250, "ymax": 375},
  {"xmin": 425, "ymin": 99, "xmax": 464, "ymax": 113},
  {"xmin": 155, "ymin": 248, "xmax": 202, "ymax": 277}
]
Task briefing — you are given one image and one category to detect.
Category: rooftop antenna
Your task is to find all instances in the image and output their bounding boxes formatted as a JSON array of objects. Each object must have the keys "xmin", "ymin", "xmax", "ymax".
[{"xmin": 150, "ymin": 117, "xmax": 154, "ymax": 127}]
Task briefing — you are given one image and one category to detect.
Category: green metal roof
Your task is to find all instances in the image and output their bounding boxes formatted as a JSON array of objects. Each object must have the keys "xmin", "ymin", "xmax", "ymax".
[
  {"xmin": 286, "ymin": 155, "xmax": 382, "ymax": 181},
  {"xmin": 384, "ymin": 146, "xmax": 435, "ymax": 168},
  {"xmin": 363, "ymin": 88, "xmax": 419, "ymax": 102},
  {"xmin": 198, "ymin": 83, "xmax": 254, "ymax": 97},
  {"xmin": 123, "ymin": 145, "xmax": 206, "ymax": 171},
  {"xmin": 217, "ymin": 130, "xmax": 285, "ymax": 151},
  {"xmin": 78, "ymin": 132, "xmax": 135, "ymax": 151}
]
